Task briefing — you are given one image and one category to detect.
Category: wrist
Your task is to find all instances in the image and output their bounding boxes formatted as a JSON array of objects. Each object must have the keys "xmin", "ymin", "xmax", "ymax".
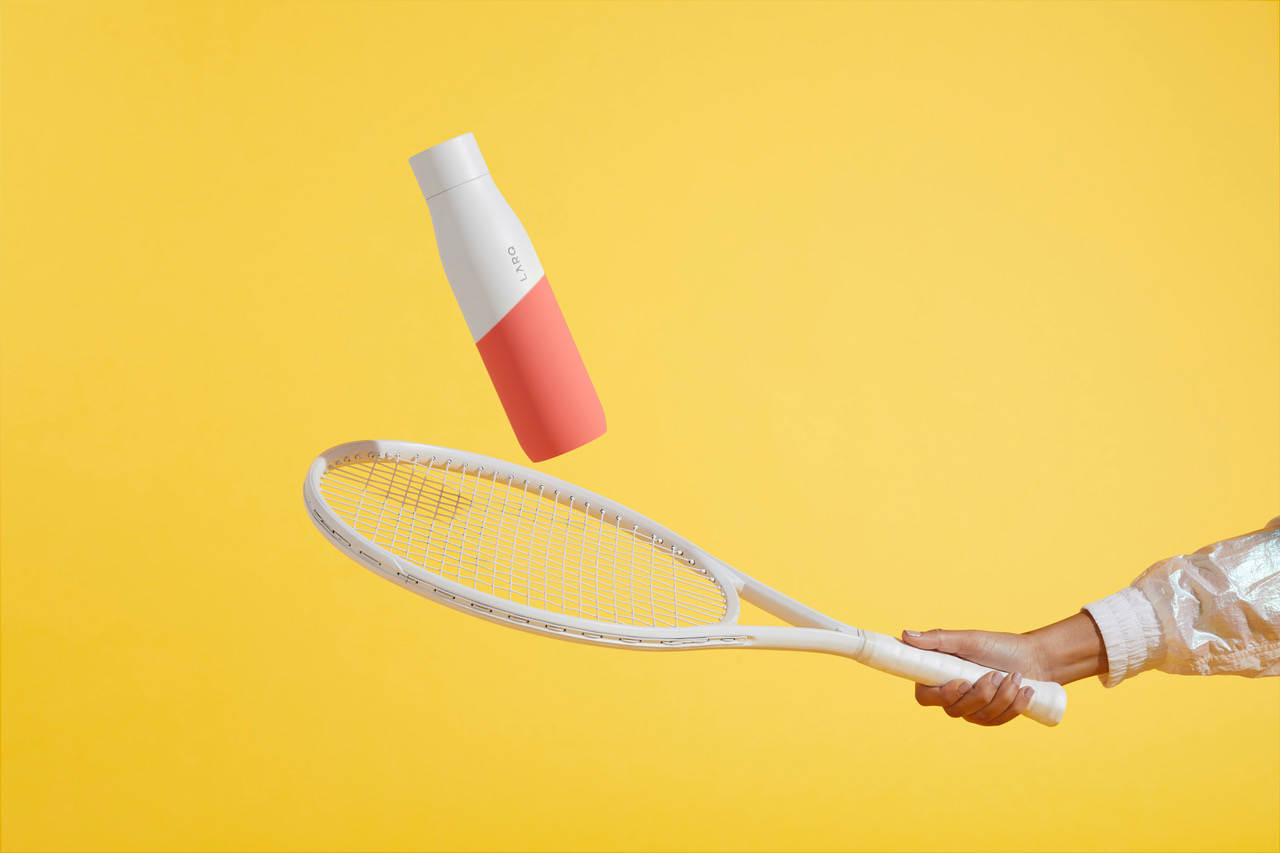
[{"xmin": 1027, "ymin": 612, "xmax": 1108, "ymax": 684}]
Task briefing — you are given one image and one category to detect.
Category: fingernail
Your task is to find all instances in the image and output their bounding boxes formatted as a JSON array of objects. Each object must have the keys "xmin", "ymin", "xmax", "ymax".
[
  {"xmin": 1023, "ymin": 687, "xmax": 1035, "ymax": 700},
  {"xmin": 1013, "ymin": 672, "xmax": 1023, "ymax": 688},
  {"xmin": 904, "ymin": 630, "xmax": 921, "ymax": 637},
  {"xmin": 958, "ymin": 681, "xmax": 971, "ymax": 695},
  {"xmin": 992, "ymin": 673, "xmax": 1004, "ymax": 687}
]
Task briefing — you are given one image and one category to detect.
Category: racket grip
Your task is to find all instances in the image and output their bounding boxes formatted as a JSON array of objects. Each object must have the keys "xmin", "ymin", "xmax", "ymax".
[{"xmin": 858, "ymin": 632, "xmax": 1067, "ymax": 726}]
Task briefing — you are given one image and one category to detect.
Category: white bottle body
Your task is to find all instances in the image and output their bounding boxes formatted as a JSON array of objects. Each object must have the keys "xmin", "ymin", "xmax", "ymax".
[{"xmin": 425, "ymin": 175, "xmax": 546, "ymax": 342}]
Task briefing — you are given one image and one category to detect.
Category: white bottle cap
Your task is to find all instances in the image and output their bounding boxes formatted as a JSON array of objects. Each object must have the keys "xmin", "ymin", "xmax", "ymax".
[{"xmin": 409, "ymin": 133, "xmax": 490, "ymax": 200}]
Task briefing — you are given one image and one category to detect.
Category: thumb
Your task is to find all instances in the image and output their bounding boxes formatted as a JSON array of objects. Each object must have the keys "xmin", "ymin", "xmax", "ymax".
[{"xmin": 901, "ymin": 628, "xmax": 981, "ymax": 658}]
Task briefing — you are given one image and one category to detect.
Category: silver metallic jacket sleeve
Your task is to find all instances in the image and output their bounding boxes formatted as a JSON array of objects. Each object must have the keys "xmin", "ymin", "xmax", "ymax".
[{"xmin": 1083, "ymin": 517, "xmax": 1280, "ymax": 687}]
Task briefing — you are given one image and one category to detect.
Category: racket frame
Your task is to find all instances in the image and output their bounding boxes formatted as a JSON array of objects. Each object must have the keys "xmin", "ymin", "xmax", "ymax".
[{"xmin": 305, "ymin": 440, "xmax": 761, "ymax": 647}]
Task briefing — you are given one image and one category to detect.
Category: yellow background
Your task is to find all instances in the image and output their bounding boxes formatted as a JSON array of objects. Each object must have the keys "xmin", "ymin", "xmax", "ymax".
[{"xmin": 2, "ymin": 1, "xmax": 1277, "ymax": 850}]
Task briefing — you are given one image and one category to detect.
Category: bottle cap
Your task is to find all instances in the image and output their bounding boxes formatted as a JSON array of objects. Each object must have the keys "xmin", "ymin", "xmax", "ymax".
[{"xmin": 409, "ymin": 133, "xmax": 490, "ymax": 200}]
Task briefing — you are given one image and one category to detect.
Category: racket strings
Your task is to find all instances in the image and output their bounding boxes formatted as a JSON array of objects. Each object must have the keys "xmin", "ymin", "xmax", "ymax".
[{"xmin": 318, "ymin": 457, "xmax": 728, "ymax": 628}]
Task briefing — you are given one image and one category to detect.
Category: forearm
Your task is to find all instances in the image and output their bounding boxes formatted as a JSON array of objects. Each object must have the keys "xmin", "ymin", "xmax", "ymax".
[{"xmin": 1028, "ymin": 612, "xmax": 1108, "ymax": 685}]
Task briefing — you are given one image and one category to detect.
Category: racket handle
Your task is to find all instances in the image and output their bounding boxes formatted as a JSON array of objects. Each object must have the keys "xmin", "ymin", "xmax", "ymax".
[{"xmin": 858, "ymin": 631, "xmax": 1067, "ymax": 726}]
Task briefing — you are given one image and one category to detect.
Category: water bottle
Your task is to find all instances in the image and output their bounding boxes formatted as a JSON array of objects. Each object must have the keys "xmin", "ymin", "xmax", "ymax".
[{"xmin": 410, "ymin": 133, "xmax": 606, "ymax": 462}]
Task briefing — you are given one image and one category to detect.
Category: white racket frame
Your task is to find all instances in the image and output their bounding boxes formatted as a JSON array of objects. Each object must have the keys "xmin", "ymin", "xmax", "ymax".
[{"xmin": 304, "ymin": 439, "xmax": 1068, "ymax": 726}]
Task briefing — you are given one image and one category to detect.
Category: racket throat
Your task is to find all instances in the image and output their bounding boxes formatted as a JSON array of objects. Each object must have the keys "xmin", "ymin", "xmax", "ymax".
[
  {"xmin": 729, "ymin": 569, "xmax": 862, "ymax": 635},
  {"xmin": 744, "ymin": 626, "xmax": 869, "ymax": 659}
]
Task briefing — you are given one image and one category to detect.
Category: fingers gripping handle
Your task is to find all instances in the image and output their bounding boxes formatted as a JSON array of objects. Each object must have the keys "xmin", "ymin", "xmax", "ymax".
[{"xmin": 859, "ymin": 632, "xmax": 1068, "ymax": 726}]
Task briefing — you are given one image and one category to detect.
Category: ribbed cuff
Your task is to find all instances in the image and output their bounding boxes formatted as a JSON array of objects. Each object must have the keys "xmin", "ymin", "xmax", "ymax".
[{"xmin": 1083, "ymin": 587, "xmax": 1163, "ymax": 688}]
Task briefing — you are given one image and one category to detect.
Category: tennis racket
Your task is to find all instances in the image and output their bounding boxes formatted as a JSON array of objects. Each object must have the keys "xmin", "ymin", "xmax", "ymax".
[{"xmin": 304, "ymin": 440, "xmax": 1068, "ymax": 726}]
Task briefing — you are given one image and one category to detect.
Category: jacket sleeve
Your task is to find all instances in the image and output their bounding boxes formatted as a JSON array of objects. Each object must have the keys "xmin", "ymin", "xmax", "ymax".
[{"xmin": 1082, "ymin": 517, "xmax": 1280, "ymax": 687}]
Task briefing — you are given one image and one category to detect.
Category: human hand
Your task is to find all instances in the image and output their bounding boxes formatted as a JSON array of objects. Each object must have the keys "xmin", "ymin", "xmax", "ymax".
[
  {"xmin": 902, "ymin": 613, "xmax": 1107, "ymax": 726},
  {"xmin": 901, "ymin": 628, "xmax": 1043, "ymax": 725}
]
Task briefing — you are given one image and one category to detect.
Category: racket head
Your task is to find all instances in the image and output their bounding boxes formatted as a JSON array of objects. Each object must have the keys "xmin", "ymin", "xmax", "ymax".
[{"xmin": 304, "ymin": 440, "xmax": 746, "ymax": 648}]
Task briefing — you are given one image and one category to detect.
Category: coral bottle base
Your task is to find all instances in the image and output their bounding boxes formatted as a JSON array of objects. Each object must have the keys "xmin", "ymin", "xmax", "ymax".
[{"xmin": 475, "ymin": 276, "xmax": 606, "ymax": 462}]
